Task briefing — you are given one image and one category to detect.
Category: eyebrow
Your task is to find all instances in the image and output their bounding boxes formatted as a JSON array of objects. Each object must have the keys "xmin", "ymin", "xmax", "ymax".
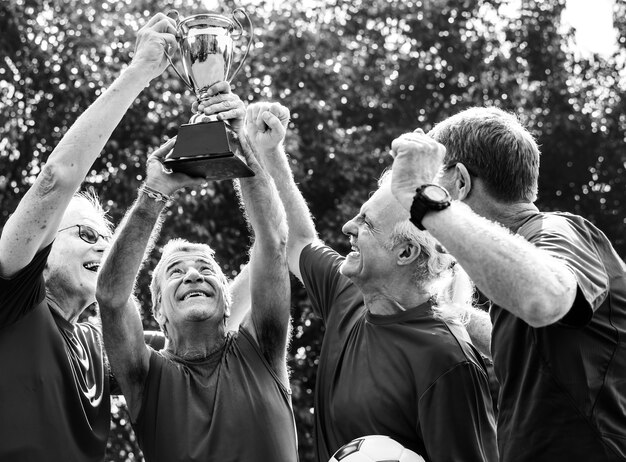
[{"xmin": 165, "ymin": 258, "xmax": 215, "ymax": 274}]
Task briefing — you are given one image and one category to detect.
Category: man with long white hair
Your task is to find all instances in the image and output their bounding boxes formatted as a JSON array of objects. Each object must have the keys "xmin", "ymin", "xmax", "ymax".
[{"xmin": 252, "ymin": 101, "xmax": 497, "ymax": 462}]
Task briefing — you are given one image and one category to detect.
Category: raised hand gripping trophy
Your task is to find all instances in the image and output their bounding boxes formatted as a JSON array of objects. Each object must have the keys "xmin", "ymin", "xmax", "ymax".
[{"xmin": 164, "ymin": 9, "xmax": 254, "ymax": 180}]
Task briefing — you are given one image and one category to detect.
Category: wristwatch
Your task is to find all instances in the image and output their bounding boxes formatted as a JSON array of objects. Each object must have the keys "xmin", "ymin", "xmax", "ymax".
[{"xmin": 409, "ymin": 184, "xmax": 451, "ymax": 230}]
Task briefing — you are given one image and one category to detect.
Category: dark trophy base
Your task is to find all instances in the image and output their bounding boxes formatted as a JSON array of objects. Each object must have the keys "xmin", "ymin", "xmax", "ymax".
[{"xmin": 163, "ymin": 120, "xmax": 254, "ymax": 180}]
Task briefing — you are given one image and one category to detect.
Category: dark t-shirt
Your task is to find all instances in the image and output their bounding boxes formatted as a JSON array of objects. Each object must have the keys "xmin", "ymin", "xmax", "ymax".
[
  {"xmin": 300, "ymin": 243, "xmax": 498, "ymax": 462},
  {"xmin": 134, "ymin": 326, "xmax": 298, "ymax": 462},
  {"xmin": 0, "ymin": 244, "xmax": 110, "ymax": 462},
  {"xmin": 491, "ymin": 212, "xmax": 626, "ymax": 461}
]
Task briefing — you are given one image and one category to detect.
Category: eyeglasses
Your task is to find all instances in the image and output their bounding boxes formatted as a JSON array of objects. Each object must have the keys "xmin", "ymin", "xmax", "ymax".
[{"xmin": 57, "ymin": 224, "xmax": 112, "ymax": 244}]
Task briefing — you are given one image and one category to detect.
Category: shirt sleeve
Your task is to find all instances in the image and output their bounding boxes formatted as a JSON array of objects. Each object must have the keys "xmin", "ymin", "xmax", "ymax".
[
  {"xmin": 418, "ymin": 362, "xmax": 498, "ymax": 462},
  {"xmin": 299, "ymin": 242, "xmax": 350, "ymax": 323},
  {"xmin": 0, "ymin": 243, "xmax": 52, "ymax": 328},
  {"xmin": 520, "ymin": 214, "xmax": 608, "ymax": 327}
]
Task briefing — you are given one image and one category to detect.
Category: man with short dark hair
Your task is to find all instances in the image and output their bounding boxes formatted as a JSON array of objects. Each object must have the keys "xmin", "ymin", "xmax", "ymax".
[
  {"xmin": 390, "ymin": 107, "xmax": 626, "ymax": 461},
  {"xmin": 0, "ymin": 13, "xmax": 178, "ymax": 461}
]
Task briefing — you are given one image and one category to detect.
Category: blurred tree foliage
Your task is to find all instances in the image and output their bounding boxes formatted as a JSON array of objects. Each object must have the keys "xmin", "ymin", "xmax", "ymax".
[{"xmin": 1, "ymin": 0, "xmax": 624, "ymax": 460}]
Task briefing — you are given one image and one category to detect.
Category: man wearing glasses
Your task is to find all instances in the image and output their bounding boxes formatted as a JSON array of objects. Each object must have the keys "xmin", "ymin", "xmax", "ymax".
[{"xmin": 0, "ymin": 12, "xmax": 177, "ymax": 461}]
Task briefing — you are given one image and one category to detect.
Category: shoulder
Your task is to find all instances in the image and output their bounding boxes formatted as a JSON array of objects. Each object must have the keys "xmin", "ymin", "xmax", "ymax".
[
  {"xmin": 300, "ymin": 241, "xmax": 343, "ymax": 268},
  {"xmin": 423, "ymin": 317, "xmax": 486, "ymax": 372},
  {"xmin": 144, "ymin": 348, "xmax": 181, "ymax": 378},
  {"xmin": 518, "ymin": 211, "xmax": 589, "ymax": 240},
  {"xmin": 230, "ymin": 326, "xmax": 259, "ymax": 354},
  {"xmin": 421, "ymin": 320, "xmax": 489, "ymax": 380}
]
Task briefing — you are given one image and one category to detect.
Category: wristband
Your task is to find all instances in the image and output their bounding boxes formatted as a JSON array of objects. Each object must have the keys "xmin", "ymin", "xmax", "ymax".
[{"xmin": 139, "ymin": 184, "xmax": 172, "ymax": 204}]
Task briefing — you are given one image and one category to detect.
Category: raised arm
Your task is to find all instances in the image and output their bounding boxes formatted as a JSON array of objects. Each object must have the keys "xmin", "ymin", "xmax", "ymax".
[
  {"xmin": 235, "ymin": 103, "xmax": 291, "ymax": 384},
  {"xmin": 243, "ymin": 103, "xmax": 318, "ymax": 282},
  {"xmin": 0, "ymin": 13, "xmax": 177, "ymax": 278},
  {"xmin": 96, "ymin": 139, "xmax": 203, "ymax": 418},
  {"xmin": 390, "ymin": 132, "xmax": 577, "ymax": 328}
]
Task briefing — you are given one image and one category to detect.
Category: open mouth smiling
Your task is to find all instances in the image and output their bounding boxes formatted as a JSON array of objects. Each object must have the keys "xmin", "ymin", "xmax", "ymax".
[
  {"xmin": 83, "ymin": 262, "xmax": 100, "ymax": 272},
  {"xmin": 182, "ymin": 289, "xmax": 215, "ymax": 301},
  {"xmin": 349, "ymin": 240, "xmax": 360, "ymax": 256}
]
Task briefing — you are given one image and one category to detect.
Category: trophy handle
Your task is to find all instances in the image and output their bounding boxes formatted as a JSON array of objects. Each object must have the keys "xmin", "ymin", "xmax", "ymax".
[
  {"xmin": 227, "ymin": 8, "xmax": 254, "ymax": 83},
  {"xmin": 164, "ymin": 9, "xmax": 194, "ymax": 92},
  {"xmin": 165, "ymin": 50, "xmax": 195, "ymax": 92}
]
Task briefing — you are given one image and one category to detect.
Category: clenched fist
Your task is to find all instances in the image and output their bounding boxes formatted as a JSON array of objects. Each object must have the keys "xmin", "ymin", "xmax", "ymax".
[
  {"xmin": 244, "ymin": 102, "xmax": 290, "ymax": 154},
  {"xmin": 390, "ymin": 130, "xmax": 446, "ymax": 212}
]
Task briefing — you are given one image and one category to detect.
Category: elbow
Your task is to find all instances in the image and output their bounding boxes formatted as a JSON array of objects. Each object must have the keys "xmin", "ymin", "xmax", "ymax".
[
  {"xmin": 38, "ymin": 161, "xmax": 82, "ymax": 194},
  {"xmin": 95, "ymin": 279, "xmax": 124, "ymax": 314},
  {"xmin": 95, "ymin": 287, "xmax": 113, "ymax": 314},
  {"xmin": 291, "ymin": 225, "xmax": 317, "ymax": 245},
  {"xmin": 266, "ymin": 222, "xmax": 289, "ymax": 255},
  {"xmin": 521, "ymin": 286, "xmax": 574, "ymax": 328}
]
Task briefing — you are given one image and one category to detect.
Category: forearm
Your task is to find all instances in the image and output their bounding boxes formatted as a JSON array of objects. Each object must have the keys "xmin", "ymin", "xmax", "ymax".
[
  {"xmin": 97, "ymin": 192, "xmax": 166, "ymax": 310},
  {"xmin": 261, "ymin": 146, "xmax": 318, "ymax": 276},
  {"xmin": 47, "ymin": 66, "xmax": 149, "ymax": 188},
  {"xmin": 238, "ymin": 170, "xmax": 288, "ymax": 250},
  {"xmin": 423, "ymin": 202, "xmax": 577, "ymax": 327},
  {"xmin": 0, "ymin": 67, "xmax": 151, "ymax": 277}
]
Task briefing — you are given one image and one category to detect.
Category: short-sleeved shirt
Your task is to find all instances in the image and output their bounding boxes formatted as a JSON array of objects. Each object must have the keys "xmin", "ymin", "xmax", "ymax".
[
  {"xmin": 0, "ymin": 244, "xmax": 110, "ymax": 462},
  {"xmin": 491, "ymin": 212, "xmax": 626, "ymax": 461},
  {"xmin": 134, "ymin": 326, "xmax": 299, "ymax": 462},
  {"xmin": 300, "ymin": 243, "xmax": 498, "ymax": 462}
]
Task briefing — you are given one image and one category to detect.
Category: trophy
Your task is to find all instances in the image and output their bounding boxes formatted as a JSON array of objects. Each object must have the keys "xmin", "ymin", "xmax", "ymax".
[{"xmin": 163, "ymin": 9, "xmax": 254, "ymax": 180}]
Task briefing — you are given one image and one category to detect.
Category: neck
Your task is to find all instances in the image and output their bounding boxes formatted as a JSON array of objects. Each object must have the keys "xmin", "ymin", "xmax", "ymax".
[
  {"xmin": 46, "ymin": 291, "xmax": 88, "ymax": 324},
  {"xmin": 480, "ymin": 201, "xmax": 539, "ymax": 231},
  {"xmin": 464, "ymin": 183, "xmax": 539, "ymax": 231},
  {"xmin": 166, "ymin": 321, "xmax": 227, "ymax": 360},
  {"xmin": 359, "ymin": 277, "xmax": 432, "ymax": 315}
]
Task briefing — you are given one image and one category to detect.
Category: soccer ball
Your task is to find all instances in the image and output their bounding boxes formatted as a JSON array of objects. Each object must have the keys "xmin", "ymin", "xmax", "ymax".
[{"xmin": 329, "ymin": 435, "xmax": 426, "ymax": 462}]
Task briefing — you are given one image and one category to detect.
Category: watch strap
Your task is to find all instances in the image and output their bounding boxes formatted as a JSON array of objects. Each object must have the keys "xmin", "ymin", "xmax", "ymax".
[{"xmin": 409, "ymin": 184, "xmax": 451, "ymax": 230}]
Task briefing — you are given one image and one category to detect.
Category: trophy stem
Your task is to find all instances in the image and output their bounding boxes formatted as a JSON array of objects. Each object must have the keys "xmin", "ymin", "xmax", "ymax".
[{"xmin": 190, "ymin": 112, "xmax": 218, "ymax": 124}]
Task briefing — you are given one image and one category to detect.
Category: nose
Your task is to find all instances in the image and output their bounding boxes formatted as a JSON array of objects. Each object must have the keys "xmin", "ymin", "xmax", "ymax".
[
  {"xmin": 183, "ymin": 267, "xmax": 203, "ymax": 283},
  {"xmin": 93, "ymin": 237, "xmax": 109, "ymax": 253},
  {"xmin": 342, "ymin": 217, "xmax": 356, "ymax": 237}
]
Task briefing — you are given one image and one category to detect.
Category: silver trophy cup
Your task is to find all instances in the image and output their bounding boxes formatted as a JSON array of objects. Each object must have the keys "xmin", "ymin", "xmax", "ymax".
[{"xmin": 163, "ymin": 9, "xmax": 254, "ymax": 180}]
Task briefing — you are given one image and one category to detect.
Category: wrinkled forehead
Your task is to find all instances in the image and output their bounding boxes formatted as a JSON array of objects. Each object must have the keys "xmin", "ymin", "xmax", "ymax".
[
  {"xmin": 161, "ymin": 249, "xmax": 219, "ymax": 272},
  {"xmin": 60, "ymin": 197, "xmax": 109, "ymax": 232}
]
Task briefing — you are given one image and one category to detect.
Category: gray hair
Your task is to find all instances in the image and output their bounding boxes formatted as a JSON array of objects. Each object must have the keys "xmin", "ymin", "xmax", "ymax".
[
  {"xmin": 72, "ymin": 188, "xmax": 113, "ymax": 233},
  {"xmin": 379, "ymin": 171, "xmax": 473, "ymax": 325},
  {"xmin": 149, "ymin": 239, "xmax": 232, "ymax": 326}
]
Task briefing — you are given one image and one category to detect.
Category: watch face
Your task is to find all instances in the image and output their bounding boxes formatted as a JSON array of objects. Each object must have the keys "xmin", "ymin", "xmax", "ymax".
[{"xmin": 423, "ymin": 185, "xmax": 449, "ymax": 202}]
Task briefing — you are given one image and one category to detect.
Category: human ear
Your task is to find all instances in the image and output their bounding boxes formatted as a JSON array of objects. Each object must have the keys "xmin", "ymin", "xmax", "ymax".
[
  {"xmin": 397, "ymin": 243, "xmax": 420, "ymax": 266},
  {"xmin": 455, "ymin": 163, "xmax": 473, "ymax": 201}
]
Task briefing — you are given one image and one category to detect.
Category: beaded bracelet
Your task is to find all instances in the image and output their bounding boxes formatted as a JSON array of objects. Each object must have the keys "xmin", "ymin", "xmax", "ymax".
[{"xmin": 139, "ymin": 184, "xmax": 172, "ymax": 204}]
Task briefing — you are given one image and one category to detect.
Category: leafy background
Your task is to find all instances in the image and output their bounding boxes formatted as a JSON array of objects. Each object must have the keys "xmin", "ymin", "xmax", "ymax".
[{"xmin": 1, "ymin": 0, "xmax": 625, "ymax": 460}]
